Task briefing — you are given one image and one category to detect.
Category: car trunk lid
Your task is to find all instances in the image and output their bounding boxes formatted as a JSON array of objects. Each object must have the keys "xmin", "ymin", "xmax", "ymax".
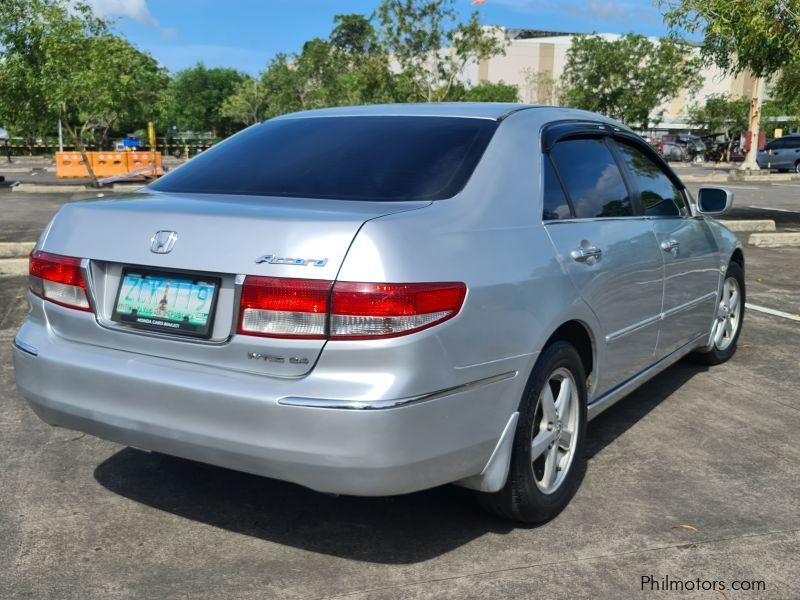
[{"xmin": 38, "ymin": 190, "xmax": 429, "ymax": 377}]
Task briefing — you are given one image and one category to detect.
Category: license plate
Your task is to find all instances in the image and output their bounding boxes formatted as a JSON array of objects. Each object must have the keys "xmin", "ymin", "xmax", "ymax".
[{"xmin": 112, "ymin": 269, "xmax": 220, "ymax": 338}]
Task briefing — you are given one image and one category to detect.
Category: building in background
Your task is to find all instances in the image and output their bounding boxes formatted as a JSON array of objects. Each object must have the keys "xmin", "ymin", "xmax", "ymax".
[{"xmin": 463, "ymin": 29, "xmax": 757, "ymax": 134}]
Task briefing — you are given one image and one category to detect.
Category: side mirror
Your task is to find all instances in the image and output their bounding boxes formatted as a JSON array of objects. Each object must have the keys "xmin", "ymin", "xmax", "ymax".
[{"xmin": 696, "ymin": 187, "xmax": 733, "ymax": 215}]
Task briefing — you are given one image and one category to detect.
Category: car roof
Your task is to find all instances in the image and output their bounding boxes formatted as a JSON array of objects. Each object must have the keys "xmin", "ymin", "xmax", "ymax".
[
  {"xmin": 270, "ymin": 103, "xmax": 635, "ymax": 130},
  {"xmin": 272, "ymin": 103, "xmax": 537, "ymax": 121}
]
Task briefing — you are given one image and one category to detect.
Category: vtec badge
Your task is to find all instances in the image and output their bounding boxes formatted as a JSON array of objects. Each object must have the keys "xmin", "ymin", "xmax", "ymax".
[{"xmin": 255, "ymin": 254, "xmax": 328, "ymax": 267}]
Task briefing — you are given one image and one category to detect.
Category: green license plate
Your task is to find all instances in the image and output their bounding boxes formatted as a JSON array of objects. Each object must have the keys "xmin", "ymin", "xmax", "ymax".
[{"xmin": 112, "ymin": 269, "xmax": 220, "ymax": 338}]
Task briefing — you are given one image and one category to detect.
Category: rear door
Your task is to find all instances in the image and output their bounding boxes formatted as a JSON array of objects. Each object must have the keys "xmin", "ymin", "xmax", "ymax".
[
  {"xmin": 612, "ymin": 136, "xmax": 720, "ymax": 356},
  {"xmin": 543, "ymin": 131, "xmax": 664, "ymax": 394}
]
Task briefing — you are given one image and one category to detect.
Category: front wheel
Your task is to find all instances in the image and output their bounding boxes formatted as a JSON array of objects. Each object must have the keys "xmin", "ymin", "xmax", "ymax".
[
  {"xmin": 794, "ymin": 160, "xmax": 800, "ymax": 174},
  {"xmin": 691, "ymin": 260, "xmax": 745, "ymax": 365},
  {"xmin": 476, "ymin": 341, "xmax": 588, "ymax": 523}
]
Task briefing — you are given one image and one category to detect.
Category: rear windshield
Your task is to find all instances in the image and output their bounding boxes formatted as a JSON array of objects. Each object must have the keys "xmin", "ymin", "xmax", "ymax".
[{"xmin": 150, "ymin": 116, "xmax": 498, "ymax": 201}]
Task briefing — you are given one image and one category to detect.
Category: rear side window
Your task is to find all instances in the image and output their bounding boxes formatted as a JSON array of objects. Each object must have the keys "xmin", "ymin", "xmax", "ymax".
[
  {"xmin": 615, "ymin": 141, "xmax": 685, "ymax": 217},
  {"xmin": 784, "ymin": 137, "xmax": 800, "ymax": 149},
  {"xmin": 542, "ymin": 156, "xmax": 571, "ymax": 220},
  {"xmin": 550, "ymin": 138, "xmax": 632, "ymax": 218},
  {"xmin": 150, "ymin": 116, "xmax": 498, "ymax": 201}
]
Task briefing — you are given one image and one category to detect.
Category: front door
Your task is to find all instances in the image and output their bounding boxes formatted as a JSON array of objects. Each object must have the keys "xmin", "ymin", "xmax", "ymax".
[{"xmin": 612, "ymin": 138, "xmax": 721, "ymax": 356}]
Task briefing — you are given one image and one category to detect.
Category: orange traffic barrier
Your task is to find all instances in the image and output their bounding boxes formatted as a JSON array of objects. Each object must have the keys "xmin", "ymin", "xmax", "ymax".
[
  {"xmin": 55, "ymin": 151, "xmax": 163, "ymax": 179},
  {"xmin": 128, "ymin": 151, "xmax": 163, "ymax": 176},
  {"xmin": 92, "ymin": 152, "xmax": 128, "ymax": 177},
  {"xmin": 55, "ymin": 152, "xmax": 90, "ymax": 178}
]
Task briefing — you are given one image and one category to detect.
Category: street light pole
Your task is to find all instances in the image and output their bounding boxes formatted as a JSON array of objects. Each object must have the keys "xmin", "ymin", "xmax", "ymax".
[
  {"xmin": 740, "ymin": 76, "xmax": 764, "ymax": 171},
  {"xmin": 58, "ymin": 119, "xmax": 64, "ymax": 153}
]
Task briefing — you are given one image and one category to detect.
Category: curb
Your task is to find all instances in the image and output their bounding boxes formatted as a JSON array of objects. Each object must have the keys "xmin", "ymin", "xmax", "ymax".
[
  {"xmin": 12, "ymin": 183, "xmax": 90, "ymax": 193},
  {"xmin": 717, "ymin": 220, "xmax": 776, "ymax": 233},
  {"xmin": 11, "ymin": 182, "xmax": 146, "ymax": 193},
  {"xmin": 748, "ymin": 232, "xmax": 800, "ymax": 248},
  {"xmin": 0, "ymin": 258, "xmax": 28, "ymax": 276},
  {"xmin": 0, "ymin": 242, "xmax": 35, "ymax": 258}
]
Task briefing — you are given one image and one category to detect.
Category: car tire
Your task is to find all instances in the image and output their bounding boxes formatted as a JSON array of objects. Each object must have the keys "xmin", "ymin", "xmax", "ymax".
[
  {"xmin": 476, "ymin": 341, "xmax": 587, "ymax": 523},
  {"xmin": 794, "ymin": 160, "xmax": 800, "ymax": 174},
  {"xmin": 691, "ymin": 260, "xmax": 745, "ymax": 365}
]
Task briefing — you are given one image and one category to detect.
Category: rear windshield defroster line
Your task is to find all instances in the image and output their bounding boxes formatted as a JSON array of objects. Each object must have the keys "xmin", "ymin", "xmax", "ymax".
[{"xmin": 150, "ymin": 116, "xmax": 498, "ymax": 201}]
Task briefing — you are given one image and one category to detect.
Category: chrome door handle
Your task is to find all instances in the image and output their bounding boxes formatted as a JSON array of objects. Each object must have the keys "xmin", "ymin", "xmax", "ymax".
[
  {"xmin": 660, "ymin": 239, "xmax": 680, "ymax": 255},
  {"xmin": 571, "ymin": 245, "xmax": 603, "ymax": 263}
]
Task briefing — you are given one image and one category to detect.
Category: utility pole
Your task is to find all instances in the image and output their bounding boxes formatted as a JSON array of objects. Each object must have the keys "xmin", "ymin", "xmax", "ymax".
[
  {"xmin": 58, "ymin": 119, "xmax": 64, "ymax": 153},
  {"xmin": 740, "ymin": 76, "xmax": 764, "ymax": 171}
]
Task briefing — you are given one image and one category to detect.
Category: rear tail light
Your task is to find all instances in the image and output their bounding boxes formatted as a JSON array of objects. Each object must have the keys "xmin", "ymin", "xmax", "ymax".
[
  {"xmin": 237, "ymin": 277, "xmax": 466, "ymax": 340},
  {"xmin": 238, "ymin": 277, "xmax": 332, "ymax": 338},
  {"xmin": 29, "ymin": 250, "xmax": 92, "ymax": 312},
  {"xmin": 330, "ymin": 282, "xmax": 466, "ymax": 339}
]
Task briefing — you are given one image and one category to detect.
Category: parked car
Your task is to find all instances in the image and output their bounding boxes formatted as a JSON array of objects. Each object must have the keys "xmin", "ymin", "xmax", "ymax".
[
  {"xmin": 757, "ymin": 134, "xmax": 800, "ymax": 172},
  {"xmin": 704, "ymin": 139, "xmax": 746, "ymax": 163},
  {"xmin": 13, "ymin": 104, "xmax": 744, "ymax": 523},
  {"xmin": 659, "ymin": 133, "xmax": 707, "ymax": 162}
]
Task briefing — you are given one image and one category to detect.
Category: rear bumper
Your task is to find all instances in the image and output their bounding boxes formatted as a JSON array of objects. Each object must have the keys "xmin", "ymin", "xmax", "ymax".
[{"xmin": 13, "ymin": 319, "xmax": 522, "ymax": 496}]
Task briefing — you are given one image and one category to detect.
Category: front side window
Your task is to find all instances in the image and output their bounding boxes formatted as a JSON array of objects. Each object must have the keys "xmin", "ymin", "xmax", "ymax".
[
  {"xmin": 151, "ymin": 116, "xmax": 498, "ymax": 201},
  {"xmin": 550, "ymin": 138, "xmax": 632, "ymax": 218},
  {"xmin": 615, "ymin": 141, "xmax": 685, "ymax": 217}
]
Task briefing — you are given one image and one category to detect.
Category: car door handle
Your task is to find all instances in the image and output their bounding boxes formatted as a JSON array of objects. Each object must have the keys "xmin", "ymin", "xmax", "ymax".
[
  {"xmin": 660, "ymin": 239, "xmax": 680, "ymax": 256},
  {"xmin": 571, "ymin": 245, "xmax": 603, "ymax": 263}
]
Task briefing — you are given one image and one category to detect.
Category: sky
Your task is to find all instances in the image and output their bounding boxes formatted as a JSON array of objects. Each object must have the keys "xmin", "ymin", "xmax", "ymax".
[{"xmin": 85, "ymin": 0, "xmax": 670, "ymax": 75}]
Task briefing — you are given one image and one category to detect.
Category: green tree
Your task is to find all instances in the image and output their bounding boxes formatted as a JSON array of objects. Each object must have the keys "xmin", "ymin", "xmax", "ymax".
[
  {"xmin": 455, "ymin": 81, "xmax": 519, "ymax": 102},
  {"xmin": 688, "ymin": 94, "xmax": 750, "ymax": 138},
  {"xmin": 377, "ymin": 0, "xmax": 507, "ymax": 102},
  {"xmin": 254, "ymin": 15, "xmax": 399, "ymax": 118},
  {"xmin": 662, "ymin": 1, "xmax": 800, "ymax": 166},
  {"xmin": 0, "ymin": 0, "xmax": 167, "ymax": 183},
  {"xmin": 54, "ymin": 35, "xmax": 168, "ymax": 184},
  {"xmin": 167, "ymin": 64, "xmax": 247, "ymax": 136},
  {"xmin": 661, "ymin": 0, "xmax": 800, "ymax": 77},
  {"xmin": 220, "ymin": 77, "xmax": 268, "ymax": 127},
  {"xmin": 561, "ymin": 34, "xmax": 703, "ymax": 130}
]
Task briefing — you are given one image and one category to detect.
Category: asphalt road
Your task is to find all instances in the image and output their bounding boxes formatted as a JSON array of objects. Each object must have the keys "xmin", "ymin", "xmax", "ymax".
[{"xmin": 1, "ymin": 187, "xmax": 799, "ymax": 599}]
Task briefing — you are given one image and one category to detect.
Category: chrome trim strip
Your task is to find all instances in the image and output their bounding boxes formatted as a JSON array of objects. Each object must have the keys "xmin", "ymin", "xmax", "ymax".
[
  {"xmin": 661, "ymin": 291, "xmax": 718, "ymax": 320},
  {"xmin": 605, "ymin": 313, "xmax": 662, "ymax": 344},
  {"xmin": 13, "ymin": 338, "xmax": 38, "ymax": 356},
  {"xmin": 588, "ymin": 333, "xmax": 706, "ymax": 420},
  {"xmin": 606, "ymin": 292, "xmax": 718, "ymax": 344},
  {"xmin": 279, "ymin": 370, "xmax": 518, "ymax": 410}
]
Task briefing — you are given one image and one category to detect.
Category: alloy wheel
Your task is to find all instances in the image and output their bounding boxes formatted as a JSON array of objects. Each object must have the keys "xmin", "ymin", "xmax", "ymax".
[
  {"xmin": 711, "ymin": 276, "xmax": 741, "ymax": 351},
  {"xmin": 531, "ymin": 367, "xmax": 580, "ymax": 494}
]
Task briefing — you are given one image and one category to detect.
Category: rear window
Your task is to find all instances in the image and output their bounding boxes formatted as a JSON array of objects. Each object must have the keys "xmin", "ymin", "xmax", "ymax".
[{"xmin": 150, "ymin": 116, "xmax": 498, "ymax": 201}]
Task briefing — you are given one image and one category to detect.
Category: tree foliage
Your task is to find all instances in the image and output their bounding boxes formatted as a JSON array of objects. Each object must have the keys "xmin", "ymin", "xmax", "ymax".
[
  {"xmin": 561, "ymin": 34, "xmax": 703, "ymax": 129},
  {"xmin": 454, "ymin": 81, "xmax": 519, "ymax": 102},
  {"xmin": 168, "ymin": 64, "xmax": 247, "ymax": 136},
  {"xmin": 661, "ymin": 0, "xmax": 800, "ymax": 77},
  {"xmin": 0, "ymin": 0, "xmax": 166, "ymax": 183},
  {"xmin": 377, "ymin": 0, "xmax": 506, "ymax": 102},
  {"xmin": 688, "ymin": 93, "xmax": 750, "ymax": 137}
]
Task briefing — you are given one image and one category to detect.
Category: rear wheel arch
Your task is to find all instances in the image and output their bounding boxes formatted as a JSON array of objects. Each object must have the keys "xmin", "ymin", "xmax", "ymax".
[
  {"xmin": 731, "ymin": 248, "xmax": 744, "ymax": 271},
  {"xmin": 542, "ymin": 320, "xmax": 595, "ymax": 390}
]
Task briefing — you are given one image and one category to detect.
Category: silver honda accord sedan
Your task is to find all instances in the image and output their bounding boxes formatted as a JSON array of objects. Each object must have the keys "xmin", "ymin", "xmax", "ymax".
[{"xmin": 13, "ymin": 103, "xmax": 744, "ymax": 522}]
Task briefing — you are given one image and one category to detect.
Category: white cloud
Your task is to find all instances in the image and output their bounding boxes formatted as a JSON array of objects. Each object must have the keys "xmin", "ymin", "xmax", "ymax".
[{"xmin": 85, "ymin": 0, "xmax": 159, "ymax": 28}]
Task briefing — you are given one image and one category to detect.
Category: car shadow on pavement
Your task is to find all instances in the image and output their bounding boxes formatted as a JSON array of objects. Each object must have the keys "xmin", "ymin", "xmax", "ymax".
[
  {"xmin": 93, "ymin": 359, "xmax": 708, "ymax": 564},
  {"xmin": 586, "ymin": 360, "xmax": 708, "ymax": 459}
]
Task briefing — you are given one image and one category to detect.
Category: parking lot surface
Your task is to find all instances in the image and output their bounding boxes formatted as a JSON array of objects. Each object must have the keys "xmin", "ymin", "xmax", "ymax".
[{"xmin": 1, "ymin": 184, "xmax": 799, "ymax": 599}]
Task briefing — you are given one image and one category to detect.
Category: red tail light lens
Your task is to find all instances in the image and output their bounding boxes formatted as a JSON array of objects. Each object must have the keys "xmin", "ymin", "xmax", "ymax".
[
  {"xmin": 330, "ymin": 282, "xmax": 466, "ymax": 339},
  {"xmin": 237, "ymin": 278, "xmax": 466, "ymax": 340},
  {"xmin": 29, "ymin": 250, "xmax": 92, "ymax": 312},
  {"xmin": 238, "ymin": 276, "xmax": 332, "ymax": 338}
]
